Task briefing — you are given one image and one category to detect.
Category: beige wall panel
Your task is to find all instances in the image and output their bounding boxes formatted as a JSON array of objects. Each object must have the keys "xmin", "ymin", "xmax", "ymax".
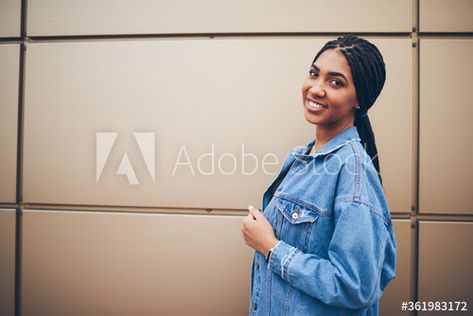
[
  {"xmin": 27, "ymin": 0, "xmax": 412, "ymax": 36},
  {"xmin": 22, "ymin": 210, "xmax": 252, "ymax": 316},
  {"xmin": 23, "ymin": 38, "xmax": 412, "ymax": 211},
  {"xmin": 379, "ymin": 220, "xmax": 411, "ymax": 315},
  {"xmin": 0, "ymin": 44, "xmax": 19, "ymax": 203},
  {"xmin": 0, "ymin": 0, "xmax": 21, "ymax": 37},
  {"xmin": 418, "ymin": 221, "xmax": 473, "ymax": 313},
  {"xmin": 419, "ymin": 40, "xmax": 473, "ymax": 214},
  {"xmin": 420, "ymin": 0, "xmax": 473, "ymax": 32},
  {"xmin": 0, "ymin": 209, "xmax": 15, "ymax": 316}
]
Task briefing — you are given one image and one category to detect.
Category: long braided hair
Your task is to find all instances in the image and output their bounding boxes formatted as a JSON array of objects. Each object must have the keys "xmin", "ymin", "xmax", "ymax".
[{"xmin": 312, "ymin": 34, "xmax": 386, "ymax": 184}]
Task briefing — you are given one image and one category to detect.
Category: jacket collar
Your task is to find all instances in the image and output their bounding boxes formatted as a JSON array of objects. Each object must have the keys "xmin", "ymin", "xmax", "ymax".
[{"xmin": 294, "ymin": 126, "xmax": 361, "ymax": 158}]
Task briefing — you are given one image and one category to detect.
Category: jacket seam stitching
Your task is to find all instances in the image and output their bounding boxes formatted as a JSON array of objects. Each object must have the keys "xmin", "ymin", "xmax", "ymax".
[
  {"xmin": 282, "ymin": 247, "xmax": 298, "ymax": 280},
  {"xmin": 348, "ymin": 142, "xmax": 362, "ymax": 202},
  {"xmin": 273, "ymin": 191, "xmax": 331, "ymax": 216},
  {"xmin": 334, "ymin": 197, "xmax": 389, "ymax": 225}
]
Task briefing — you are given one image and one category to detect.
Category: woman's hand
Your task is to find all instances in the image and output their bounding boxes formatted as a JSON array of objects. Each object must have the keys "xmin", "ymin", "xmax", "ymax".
[{"xmin": 241, "ymin": 205, "xmax": 279, "ymax": 257}]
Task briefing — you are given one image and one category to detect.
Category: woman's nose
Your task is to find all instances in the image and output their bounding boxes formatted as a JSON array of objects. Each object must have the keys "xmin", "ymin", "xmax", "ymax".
[{"xmin": 308, "ymin": 82, "xmax": 326, "ymax": 98}]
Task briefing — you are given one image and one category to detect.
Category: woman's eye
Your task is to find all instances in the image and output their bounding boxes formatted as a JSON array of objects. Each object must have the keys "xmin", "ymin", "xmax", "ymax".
[
  {"xmin": 309, "ymin": 70, "xmax": 318, "ymax": 77},
  {"xmin": 330, "ymin": 80, "xmax": 343, "ymax": 87}
]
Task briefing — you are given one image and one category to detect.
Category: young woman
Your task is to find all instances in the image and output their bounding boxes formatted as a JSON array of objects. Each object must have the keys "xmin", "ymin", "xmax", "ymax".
[{"xmin": 241, "ymin": 34, "xmax": 397, "ymax": 315}]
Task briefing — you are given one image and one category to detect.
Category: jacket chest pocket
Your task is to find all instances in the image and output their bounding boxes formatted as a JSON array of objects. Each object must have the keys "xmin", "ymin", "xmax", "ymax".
[{"xmin": 273, "ymin": 197, "xmax": 320, "ymax": 253}]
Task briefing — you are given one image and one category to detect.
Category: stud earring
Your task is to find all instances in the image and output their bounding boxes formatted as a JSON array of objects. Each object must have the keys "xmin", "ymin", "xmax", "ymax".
[{"xmin": 355, "ymin": 105, "xmax": 360, "ymax": 109}]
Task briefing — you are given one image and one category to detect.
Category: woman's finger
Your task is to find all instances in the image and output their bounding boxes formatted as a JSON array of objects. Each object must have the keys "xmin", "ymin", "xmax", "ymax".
[{"xmin": 248, "ymin": 205, "xmax": 262, "ymax": 219}]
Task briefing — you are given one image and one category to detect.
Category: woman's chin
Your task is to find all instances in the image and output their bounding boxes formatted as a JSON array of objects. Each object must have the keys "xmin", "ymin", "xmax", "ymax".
[{"xmin": 304, "ymin": 112, "xmax": 324, "ymax": 125}]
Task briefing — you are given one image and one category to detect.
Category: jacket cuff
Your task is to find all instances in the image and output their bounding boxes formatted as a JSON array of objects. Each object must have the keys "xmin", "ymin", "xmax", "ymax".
[{"xmin": 268, "ymin": 240, "xmax": 299, "ymax": 281}]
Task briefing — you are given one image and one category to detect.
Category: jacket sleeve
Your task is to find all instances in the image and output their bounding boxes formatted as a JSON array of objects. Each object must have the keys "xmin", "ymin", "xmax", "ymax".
[{"xmin": 268, "ymin": 198, "xmax": 396, "ymax": 309}]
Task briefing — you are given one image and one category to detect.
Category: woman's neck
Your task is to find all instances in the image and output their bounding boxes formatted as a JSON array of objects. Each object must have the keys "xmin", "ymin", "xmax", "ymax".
[{"xmin": 311, "ymin": 120, "xmax": 354, "ymax": 154}]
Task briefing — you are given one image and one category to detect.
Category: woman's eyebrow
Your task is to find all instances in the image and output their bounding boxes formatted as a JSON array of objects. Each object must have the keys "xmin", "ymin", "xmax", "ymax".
[{"xmin": 311, "ymin": 64, "xmax": 348, "ymax": 82}]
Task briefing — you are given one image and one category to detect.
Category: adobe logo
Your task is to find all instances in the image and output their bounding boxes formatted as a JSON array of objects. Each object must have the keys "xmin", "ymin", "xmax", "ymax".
[{"xmin": 96, "ymin": 132, "xmax": 155, "ymax": 185}]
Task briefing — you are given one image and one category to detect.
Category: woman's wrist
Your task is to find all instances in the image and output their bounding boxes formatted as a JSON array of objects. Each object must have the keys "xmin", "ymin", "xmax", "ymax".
[{"xmin": 263, "ymin": 238, "xmax": 280, "ymax": 258}]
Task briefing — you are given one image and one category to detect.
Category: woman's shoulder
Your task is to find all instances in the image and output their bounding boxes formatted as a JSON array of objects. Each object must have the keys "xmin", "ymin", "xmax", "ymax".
[
  {"xmin": 337, "ymin": 140, "xmax": 379, "ymax": 176},
  {"xmin": 334, "ymin": 141, "xmax": 391, "ymax": 219}
]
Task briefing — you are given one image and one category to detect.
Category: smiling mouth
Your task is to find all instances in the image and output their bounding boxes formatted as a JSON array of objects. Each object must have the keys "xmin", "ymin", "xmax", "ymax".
[{"xmin": 307, "ymin": 100, "xmax": 327, "ymax": 111}]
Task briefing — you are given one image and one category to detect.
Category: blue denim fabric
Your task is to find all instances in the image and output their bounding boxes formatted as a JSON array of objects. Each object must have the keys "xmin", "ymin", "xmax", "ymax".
[{"xmin": 249, "ymin": 126, "xmax": 397, "ymax": 316}]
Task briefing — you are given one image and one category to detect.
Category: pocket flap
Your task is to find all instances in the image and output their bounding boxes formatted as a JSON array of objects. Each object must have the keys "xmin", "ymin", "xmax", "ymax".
[{"xmin": 275, "ymin": 198, "xmax": 320, "ymax": 224}]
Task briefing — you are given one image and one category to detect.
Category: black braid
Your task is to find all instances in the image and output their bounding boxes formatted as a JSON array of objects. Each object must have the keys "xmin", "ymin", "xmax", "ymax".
[{"xmin": 312, "ymin": 34, "xmax": 386, "ymax": 184}]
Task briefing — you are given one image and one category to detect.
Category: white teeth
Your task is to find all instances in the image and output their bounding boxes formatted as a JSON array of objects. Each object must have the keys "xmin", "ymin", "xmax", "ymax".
[{"xmin": 308, "ymin": 100, "xmax": 324, "ymax": 108}]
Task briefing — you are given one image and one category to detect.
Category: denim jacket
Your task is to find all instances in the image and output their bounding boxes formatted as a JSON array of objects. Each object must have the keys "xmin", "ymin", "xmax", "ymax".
[{"xmin": 249, "ymin": 126, "xmax": 397, "ymax": 316}]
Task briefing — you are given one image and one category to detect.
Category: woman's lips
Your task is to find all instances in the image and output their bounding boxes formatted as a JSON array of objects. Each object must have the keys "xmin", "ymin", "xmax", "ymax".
[{"xmin": 306, "ymin": 99, "xmax": 327, "ymax": 113}]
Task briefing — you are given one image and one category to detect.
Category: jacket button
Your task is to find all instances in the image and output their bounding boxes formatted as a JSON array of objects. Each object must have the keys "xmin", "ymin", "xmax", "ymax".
[
  {"xmin": 255, "ymin": 263, "xmax": 260, "ymax": 270},
  {"xmin": 252, "ymin": 303, "xmax": 257, "ymax": 310},
  {"xmin": 291, "ymin": 212, "xmax": 299, "ymax": 220}
]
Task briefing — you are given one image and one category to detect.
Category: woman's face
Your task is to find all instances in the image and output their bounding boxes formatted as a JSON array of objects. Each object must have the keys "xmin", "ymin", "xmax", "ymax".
[{"xmin": 302, "ymin": 48, "xmax": 359, "ymax": 127}]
